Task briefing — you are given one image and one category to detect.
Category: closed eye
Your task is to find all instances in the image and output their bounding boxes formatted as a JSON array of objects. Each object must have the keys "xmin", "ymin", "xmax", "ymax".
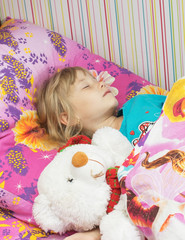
[{"xmin": 83, "ymin": 85, "xmax": 89, "ymax": 89}]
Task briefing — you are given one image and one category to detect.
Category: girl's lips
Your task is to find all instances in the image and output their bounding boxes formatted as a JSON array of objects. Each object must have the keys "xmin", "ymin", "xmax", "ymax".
[
  {"xmin": 173, "ymin": 97, "xmax": 185, "ymax": 117},
  {"xmin": 103, "ymin": 90, "xmax": 111, "ymax": 97}
]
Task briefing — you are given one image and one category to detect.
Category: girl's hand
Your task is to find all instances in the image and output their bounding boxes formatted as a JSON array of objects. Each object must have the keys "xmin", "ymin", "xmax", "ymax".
[{"xmin": 64, "ymin": 228, "xmax": 101, "ymax": 240}]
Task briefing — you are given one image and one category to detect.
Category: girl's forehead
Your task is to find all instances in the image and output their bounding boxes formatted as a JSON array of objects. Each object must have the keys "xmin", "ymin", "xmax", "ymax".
[{"xmin": 75, "ymin": 70, "xmax": 93, "ymax": 82}]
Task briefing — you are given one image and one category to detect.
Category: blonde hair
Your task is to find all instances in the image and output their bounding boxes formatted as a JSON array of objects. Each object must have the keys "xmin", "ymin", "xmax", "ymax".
[{"xmin": 36, "ymin": 66, "xmax": 90, "ymax": 147}]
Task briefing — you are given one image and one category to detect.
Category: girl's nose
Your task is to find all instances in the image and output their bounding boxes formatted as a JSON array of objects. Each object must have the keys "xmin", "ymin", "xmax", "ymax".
[{"xmin": 99, "ymin": 81, "xmax": 106, "ymax": 88}]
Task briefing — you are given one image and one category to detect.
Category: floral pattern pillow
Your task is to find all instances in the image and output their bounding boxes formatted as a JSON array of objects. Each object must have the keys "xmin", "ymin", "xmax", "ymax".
[{"xmin": 0, "ymin": 18, "xmax": 155, "ymax": 239}]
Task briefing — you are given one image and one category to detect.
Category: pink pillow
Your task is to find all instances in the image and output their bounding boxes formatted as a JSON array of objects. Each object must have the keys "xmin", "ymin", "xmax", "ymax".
[{"xmin": 0, "ymin": 18, "xmax": 151, "ymax": 237}]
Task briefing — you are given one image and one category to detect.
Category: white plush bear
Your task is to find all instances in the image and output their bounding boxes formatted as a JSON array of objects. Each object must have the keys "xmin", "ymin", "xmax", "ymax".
[{"xmin": 33, "ymin": 127, "xmax": 144, "ymax": 240}]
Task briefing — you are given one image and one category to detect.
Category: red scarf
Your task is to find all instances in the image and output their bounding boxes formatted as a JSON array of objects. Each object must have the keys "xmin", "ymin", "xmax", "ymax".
[
  {"xmin": 58, "ymin": 135, "xmax": 91, "ymax": 152},
  {"xmin": 106, "ymin": 166, "xmax": 121, "ymax": 213}
]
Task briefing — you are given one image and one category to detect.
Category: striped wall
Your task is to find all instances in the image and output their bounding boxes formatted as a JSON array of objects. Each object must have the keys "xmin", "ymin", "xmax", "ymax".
[{"xmin": 0, "ymin": 0, "xmax": 185, "ymax": 90}]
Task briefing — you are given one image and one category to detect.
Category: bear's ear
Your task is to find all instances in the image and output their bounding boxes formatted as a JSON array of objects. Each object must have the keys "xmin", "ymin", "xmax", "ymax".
[
  {"xmin": 92, "ymin": 127, "xmax": 127, "ymax": 148},
  {"xmin": 33, "ymin": 194, "xmax": 66, "ymax": 234},
  {"xmin": 92, "ymin": 127, "xmax": 133, "ymax": 164}
]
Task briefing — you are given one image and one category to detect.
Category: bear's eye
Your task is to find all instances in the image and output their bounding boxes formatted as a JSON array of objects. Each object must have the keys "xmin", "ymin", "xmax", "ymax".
[{"xmin": 67, "ymin": 178, "xmax": 74, "ymax": 183}]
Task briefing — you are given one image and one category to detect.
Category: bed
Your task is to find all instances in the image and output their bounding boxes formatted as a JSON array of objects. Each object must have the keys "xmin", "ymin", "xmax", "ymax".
[{"xmin": 0, "ymin": 18, "xmax": 183, "ymax": 240}]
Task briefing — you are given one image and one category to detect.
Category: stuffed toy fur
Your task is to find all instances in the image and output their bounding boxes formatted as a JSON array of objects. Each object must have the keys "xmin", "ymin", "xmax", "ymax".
[{"xmin": 33, "ymin": 127, "xmax": 144, "ymax": 240}]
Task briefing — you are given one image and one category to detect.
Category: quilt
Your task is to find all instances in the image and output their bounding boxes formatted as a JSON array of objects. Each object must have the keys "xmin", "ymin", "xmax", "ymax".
[{"xmin": 118, "ymin": 77, "xmax": 185, "ymax": 240}]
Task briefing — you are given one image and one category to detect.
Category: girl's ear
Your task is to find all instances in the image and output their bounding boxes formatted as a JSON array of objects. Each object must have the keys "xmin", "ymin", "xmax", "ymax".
[{"xmin": 60, "ymin": 112, "xmax": 68, "ymax": 126}]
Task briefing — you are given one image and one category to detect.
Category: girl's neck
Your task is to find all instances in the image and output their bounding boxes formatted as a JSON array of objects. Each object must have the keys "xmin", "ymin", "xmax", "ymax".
[
  {"xmin": 103, "ymin": 115, "xmax": 123, "ymax": 130},
  {"xmin": 85, "ymin": 115, "xmax": 123, "ymax": 137}
]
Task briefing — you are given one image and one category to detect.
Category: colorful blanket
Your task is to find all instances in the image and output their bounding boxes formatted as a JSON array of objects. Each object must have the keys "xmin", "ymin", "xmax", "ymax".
[{"xmin": 118, "ymin": 77, "xmax": 185, "ymax": 240}]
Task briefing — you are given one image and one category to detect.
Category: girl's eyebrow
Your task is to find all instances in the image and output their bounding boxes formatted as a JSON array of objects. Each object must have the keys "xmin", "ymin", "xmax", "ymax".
[{"xmin": 79, "ymin": 78, "xmax": 85, "ymax": 82}]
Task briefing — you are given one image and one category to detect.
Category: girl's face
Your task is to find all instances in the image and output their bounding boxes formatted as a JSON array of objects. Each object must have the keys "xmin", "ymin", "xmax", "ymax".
[{"xmin": 68, "ymin": 70, "xmax": 118, "ymax": 129}]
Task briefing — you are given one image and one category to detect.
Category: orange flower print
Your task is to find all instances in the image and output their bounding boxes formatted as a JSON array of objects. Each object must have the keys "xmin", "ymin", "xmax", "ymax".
[
  {"xmin": 90, "ymin": 70, "xmax": 119, "ymax": 96},
  {"xmin": 12, "ymin": 110, "xmax": 58, "ymax": 151},
  {"xmin": 137, "ymin": 85, "xmax": 169, "ymax": 96}
]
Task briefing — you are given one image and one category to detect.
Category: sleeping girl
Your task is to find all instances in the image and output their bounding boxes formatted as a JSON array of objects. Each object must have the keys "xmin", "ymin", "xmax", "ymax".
[{"xmin": 36, "ymin": 66, "xmax": 166, "ymax": 240}]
